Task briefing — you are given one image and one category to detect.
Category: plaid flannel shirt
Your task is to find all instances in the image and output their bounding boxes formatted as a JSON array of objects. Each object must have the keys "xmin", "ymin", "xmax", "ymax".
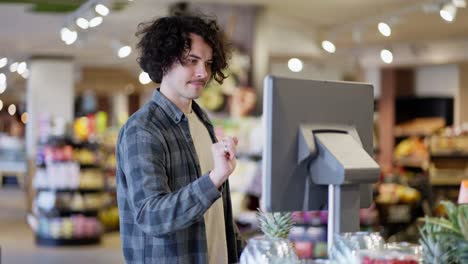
[{"xmin": 116, "ymin": 89, "xmax": 243, "ymax": 264}]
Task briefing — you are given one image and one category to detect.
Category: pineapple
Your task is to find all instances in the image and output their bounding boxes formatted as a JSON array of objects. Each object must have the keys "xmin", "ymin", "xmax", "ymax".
[
  {"xmin": 256, "ymin": 208, "xmax": 294, "ymax": 239},
  {"xmin": 419, "ymin": 219, "xmax": 459, "ymax": 264},
  {"xmin": 419, "ymin": 201, "xmax": 468, "ymax": 264},
  {"xmin": 240, "ymin": 209, "xmax": 298, "ymax": 264}
]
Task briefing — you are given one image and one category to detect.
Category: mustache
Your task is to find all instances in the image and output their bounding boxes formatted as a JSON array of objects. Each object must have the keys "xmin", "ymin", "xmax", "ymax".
[{"xmin": 189, "ymin": 79, "xmax": 207, "ymax": 85}]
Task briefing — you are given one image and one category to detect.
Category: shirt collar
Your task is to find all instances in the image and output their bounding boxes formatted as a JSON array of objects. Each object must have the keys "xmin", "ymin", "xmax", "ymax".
[{"xmin": 151, "ymin": 88, "xmax": 212, "ymax": 126}]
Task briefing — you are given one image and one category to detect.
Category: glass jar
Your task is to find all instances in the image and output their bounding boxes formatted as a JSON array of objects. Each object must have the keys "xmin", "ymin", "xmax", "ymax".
[
  {"xmin": 240, "ymin": 236, "xmax": 299, "ymax": 264},
  {"xmin": 329, "ymin": 232, "xmax": 384, "ymax": 263}
]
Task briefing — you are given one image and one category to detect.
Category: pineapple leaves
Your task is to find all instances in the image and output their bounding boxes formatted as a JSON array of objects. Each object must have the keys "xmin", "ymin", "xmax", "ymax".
[
  {"xmin": 459, "ymin": 205, "xmax": 468, "ymax": 240},
  {"xmin": 256, "ymin": 208, "xmax": 294, "ymax": 239},
  {"xmin": 441, "ymin": 200, "xmax": 459, "ymax": 229},
  {"xmin": 424, "ymin": 217, "xmax": 463, "ymax": 236},
  {"xmin": 419, "ymin": 201, "xmax": 468, "ymax": 264}
]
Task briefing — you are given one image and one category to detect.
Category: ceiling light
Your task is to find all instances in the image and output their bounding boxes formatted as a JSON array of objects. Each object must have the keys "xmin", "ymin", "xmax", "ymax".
[
  {"xmin": 60, "ymin": 28, "xmax": 69, "ymax": 41},
  {"xmin": 21, "ymin": 112, "xmax": 28, "ymax": 124},
  {"xmin": 321, "ymin": 40, "xmax": 336, "ymax": 53},
  {"xmin": 139, "ymin": 72, "xmax": 152, "ymax": 85},
  {"xmin": 9, "ymin": 62, "xmax": 18, "ymax": 72},
  {"xmin": 60, "ymin": 27, "xmax": 78, "ymax": 45},
  {"xmin": 380, "ymin": 49, "xmax": 393, "ymax": 64},
  {"xmin": 118, "ymin": 45, "xmax": 132, "ymax": 58},
  {"xmin": 112, "ymin": 40, "xmax": 132, "ymax": 58},
  {"xmin": 17, "ymin": 62, "xmax": 27, "ymax": 75},
  {"xmin": 8, "ymin": 104, "xmax": 16, "ymax": 116},
  {"xmin": 89, "ymin": 16, "xmax": 103, "ymax": 28},
  {"xmin": 21, "ymin": 69, "xmax": 30, "ymax": 79},
  {"xmin": 0, "ymin": 57, "xmax": 7, "ymax": 69},
  {"xmin": 440, "ymin": 3, "xmax": 457, "ymax": 22},
  {"xmin": 95, "ymin": 4, "xmax": 110, "ymax": 16},
  {"xmin": 76, "ymin": 17, "xmax": 89, "ymax": 29},
  {"xmin": 378, "ymin": 22, "xmax": 391, "ymax": 37},
  {"xmin": 0, "ymin": 100, "xmax": 3, "ymax": 111},
  {"xmin": 287, "ymin": 58, "xmax": 303, "ymax": 72}
]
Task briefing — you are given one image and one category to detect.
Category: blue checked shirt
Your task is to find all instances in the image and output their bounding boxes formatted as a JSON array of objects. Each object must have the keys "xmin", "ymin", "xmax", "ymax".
[{"xmin": 116, "ymin": 89, "xmax": 243, "ymax": 264}]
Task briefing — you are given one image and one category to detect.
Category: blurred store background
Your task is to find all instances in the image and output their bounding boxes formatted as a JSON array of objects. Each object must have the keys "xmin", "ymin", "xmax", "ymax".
[{"xmin": 1, "ymin": 0, "xmax": 468, "ymax": 263}]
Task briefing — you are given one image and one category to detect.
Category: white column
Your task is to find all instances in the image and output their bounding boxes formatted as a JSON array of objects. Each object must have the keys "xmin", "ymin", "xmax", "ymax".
[
  {"xmin": 112, "ymin": 92, "xmax": 129, "ymax": 127},
  {"xmin": 253, "ymin": 8, "xmax": 270, "ymax": 113},
  {"xmin": 26, "ymin": 57, "xmax": 74, "ymax": 159}
]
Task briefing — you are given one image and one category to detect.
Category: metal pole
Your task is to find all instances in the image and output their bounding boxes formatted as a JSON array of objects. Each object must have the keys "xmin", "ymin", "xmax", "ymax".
[{"xmin": 327, "ymin": 184, "xmax": 341, "ymax": 253}]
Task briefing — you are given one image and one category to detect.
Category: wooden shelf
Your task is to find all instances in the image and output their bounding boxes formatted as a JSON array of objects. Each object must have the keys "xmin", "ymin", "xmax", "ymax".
[
  {"xmin": 430, "ymin": 176, "xmax": 467, "ymax": 186},
  {"xmin": 394, "ymin": 157, "xmax": 428, "ymax": 169},
  {"xmin": 431, "ymin": 154, "xmax": 468, "ymax": 160},
  {"xmin": 38, "ymin": 209, "xmax": 99, "ymax": 217},
  {"xmin": 35, "ymin": 188, "xmax": 103, "ymax": 193},
  {"xmin": 35, "ymin": 235, "xmax": 100, "ymax": 246}
]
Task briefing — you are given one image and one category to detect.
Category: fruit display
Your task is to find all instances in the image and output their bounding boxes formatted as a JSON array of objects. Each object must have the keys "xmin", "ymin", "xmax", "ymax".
[
  {"xmin": 96, "ymin": 127, "xmax": 119, "ymax": 231},
  {"xmin": 37, "ymin": 215, "xmax": 102, "ymax": 239},
  {"xmin": 35, "ymin": 192, "xmax": 106, "ymax": 213},
  {"xmin": 79, "ymin": 169, "xmax": 105, "ymax": 189},
  {"xmin": 394, "ymin": 117, "xmax": 445, "ymax": 137},
  {"xmin": 430, "ymin": 125, "xmax": 468, "ymax": 155},
  {"xmin": 289, "ymin": 225, "xmax": 328, "ymax": 259},
  {"xmin": 99, "ymin": 206, "xmax": 119, "ymax": 231},
  {"xmin": 32, "ymin": 135, "xmax": 105, "ymax": 246},
  {"xmin": 393, "ymin": 137, "xmax": 429, "ymax": 168},
  {"xmin": 375, "ymin": 183, "xmax": 421, "ymax": 205},
  {"xmin": 74, "ymin": 148, "xmax": 98, "ymax": 165},
  {"xmin": 360, "ymin": 252, "xmax": 418, "ymax": 264},
  {"xmin": 33, "ymin": 163, "xmax": 80, "ymax": 189}
]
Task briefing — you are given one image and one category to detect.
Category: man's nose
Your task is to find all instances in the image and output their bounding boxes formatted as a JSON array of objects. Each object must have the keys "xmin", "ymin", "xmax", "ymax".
[{"xmin": 195, "ymin": 64, "xmax": 208, "ymax": 79}]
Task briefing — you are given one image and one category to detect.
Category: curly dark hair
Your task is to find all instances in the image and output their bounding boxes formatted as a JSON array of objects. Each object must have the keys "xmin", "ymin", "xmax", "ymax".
[{"xmin": 136, "ymin": 14, "xmax": 231, "ymax": 84}]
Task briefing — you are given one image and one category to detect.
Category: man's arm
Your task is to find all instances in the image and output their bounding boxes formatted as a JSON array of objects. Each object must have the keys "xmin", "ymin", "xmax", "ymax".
[{"xmin": 118, "ymin": 124, "xmax": 221, "ymax": 236}]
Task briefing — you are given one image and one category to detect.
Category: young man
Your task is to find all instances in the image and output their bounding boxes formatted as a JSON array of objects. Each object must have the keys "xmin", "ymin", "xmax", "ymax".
[{"xmin": 116, "ymin": 14, "xmax": 244, "ymax": 264}]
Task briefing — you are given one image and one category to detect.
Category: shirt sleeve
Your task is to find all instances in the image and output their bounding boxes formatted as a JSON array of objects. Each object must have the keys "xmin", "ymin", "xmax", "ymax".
[{"xmin": 118, "ymin": 124, "xmax": 221, "ymax": 236}]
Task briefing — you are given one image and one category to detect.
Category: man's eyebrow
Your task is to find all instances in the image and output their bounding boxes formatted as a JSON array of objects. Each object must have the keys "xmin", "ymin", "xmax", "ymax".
[{"xmin": 188, "ymin": 54, "xmax": 213, "ymax": 62}]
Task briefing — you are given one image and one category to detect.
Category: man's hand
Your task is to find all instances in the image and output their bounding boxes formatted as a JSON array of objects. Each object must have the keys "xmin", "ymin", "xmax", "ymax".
[{"xmin": 209, "ymin": 136, "xmax": 238, "ymax": 188}]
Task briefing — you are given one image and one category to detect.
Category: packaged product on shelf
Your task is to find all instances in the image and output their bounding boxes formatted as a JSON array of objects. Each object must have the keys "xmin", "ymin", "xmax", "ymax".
[{"xmin": 359, "ymin": 249, "xmax": 419, "ymax": 264}]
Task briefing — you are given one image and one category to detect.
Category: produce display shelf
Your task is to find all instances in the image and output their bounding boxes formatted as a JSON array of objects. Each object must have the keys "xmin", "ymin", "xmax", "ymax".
[
  {"xmin": 35, "ymin": 235, "xmax": 101, "ymax": 246},
  {"xmin": 35, "ymin": 188, "xmax": 103, "ymax": 193}
]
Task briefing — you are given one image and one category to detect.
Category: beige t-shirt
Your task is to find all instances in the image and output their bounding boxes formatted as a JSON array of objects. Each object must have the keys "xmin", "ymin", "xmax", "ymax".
[{"xmin": 186, "ymin": 111, "xmax": 228, "ymax": 264}]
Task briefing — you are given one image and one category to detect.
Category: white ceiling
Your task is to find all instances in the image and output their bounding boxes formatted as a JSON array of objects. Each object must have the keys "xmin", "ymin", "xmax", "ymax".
[{"xmin": 0, "ymin": 0, "xmax": 467, "ymax": 98}]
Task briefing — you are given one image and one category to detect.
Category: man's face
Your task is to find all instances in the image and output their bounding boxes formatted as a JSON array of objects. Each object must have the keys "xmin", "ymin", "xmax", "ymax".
[{"xmin": 163, "ymin": 33, "xmax": 213, "ymax": 101}]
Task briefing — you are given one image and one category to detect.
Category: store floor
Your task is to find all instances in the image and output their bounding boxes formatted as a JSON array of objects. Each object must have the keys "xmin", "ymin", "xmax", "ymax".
[{"xmin": 0, "ymin": 186, "xmax": 124, "ymax": 264}]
